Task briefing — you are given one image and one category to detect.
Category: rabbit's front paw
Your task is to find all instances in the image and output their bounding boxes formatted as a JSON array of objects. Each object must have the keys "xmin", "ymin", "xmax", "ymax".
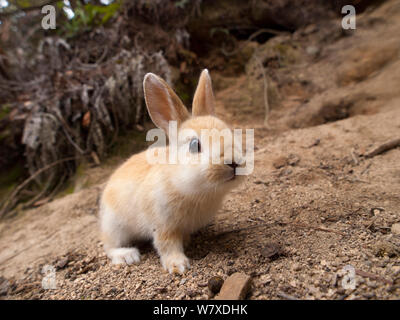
[
  {"xmin": 161, "ymin": 253, "xmax": 190, "ymax": 274},
  {"xmin": 108, "ymin": 247, "xmax": 141, "ymax": 265}
]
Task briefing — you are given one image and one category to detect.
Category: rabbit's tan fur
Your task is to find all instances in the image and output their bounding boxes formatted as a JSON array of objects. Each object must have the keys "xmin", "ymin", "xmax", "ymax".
[{"xmin": 100, "ymin": 70, "xmax": 244, "ymax": 274}]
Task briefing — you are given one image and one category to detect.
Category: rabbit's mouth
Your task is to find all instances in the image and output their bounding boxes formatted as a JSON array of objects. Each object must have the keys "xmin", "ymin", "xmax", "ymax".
[
  {"xmin": 225, "ymin": 171, "xmax": 236, "ymax": 182},
  {"xmin": 225, "ymin": 162, "xmax": 238, "ymax": 182}
]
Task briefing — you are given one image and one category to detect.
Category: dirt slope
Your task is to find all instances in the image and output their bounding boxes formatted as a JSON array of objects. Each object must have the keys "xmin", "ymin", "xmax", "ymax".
[{"xmin": 1, "ymin": 0, "xmax": 400, "ymax": 300}]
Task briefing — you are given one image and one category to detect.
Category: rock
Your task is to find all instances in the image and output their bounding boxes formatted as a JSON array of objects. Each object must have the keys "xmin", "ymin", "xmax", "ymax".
[
  {"xmin": 292, "ymin": 263, "xmax": 302, "ymax": 272},
  {"xmin": 288, "ymin": 154, "xmax": 300, "ymax": 166},
  {"xmin": 226, "ymin": 267, "xmax": 237, "ymax": 276},
  {"xmin": 261, "ymin": 242, "xmax": 283, "ymax": 261},
  {"xmin": 156, "ymin": 287, "xmax": 168, "ymax": 294},
  {"xmin": 208, "ymin": 276, "xmax": 224, "ymax": 294},
  {"xmin": 0, "ymin": 277, "xmax": 9, "ymax": 296},
  {"xmin": 273, "ymin": 156, "xmax": 287, "ymax": 169},
  {"xmin": 214, "ymin": 273, "xmax": 252, "ymax": 300},
  {"xmin": 372, "ymin": 241, "xmax": 400, "ymax": 258},
  {"xmin": 371, "ymin": 207, "xmax": 384, "ymax": 216},
  {"xmin": 186, "ymin": 289, "xmax": 199, "ymax": 298},
  {"xmin": 259, "ymin": 274, "xmax": 272, "ymax": 285},
  {"xmin": 391, "ymin": 223, "xmax": 400, "ymax": 235},
  {"xmin": 306, "ymin": 46, "xmax": 320, "ymax": 57},
  {"xmin": 56, "ymin": 257, "xmax": 69, "ymax": 270}
]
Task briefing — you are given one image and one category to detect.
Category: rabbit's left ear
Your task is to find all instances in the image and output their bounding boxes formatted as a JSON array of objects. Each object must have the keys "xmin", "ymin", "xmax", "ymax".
[
  {"xmin": 192, "ymin": 69, "xmax": 215, "ymax": 116},
  {"xmin": 143, "ymin": 73, "xmax": 190, "ymax": 135}
]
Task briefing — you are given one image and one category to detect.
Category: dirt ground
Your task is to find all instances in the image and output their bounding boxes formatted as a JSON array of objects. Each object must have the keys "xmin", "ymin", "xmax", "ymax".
[{"xmin": 1, "ymin": 0, "xmax": 400, "ymax": 300}]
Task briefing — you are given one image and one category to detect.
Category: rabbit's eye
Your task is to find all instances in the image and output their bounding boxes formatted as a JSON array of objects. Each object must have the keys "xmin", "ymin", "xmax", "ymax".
[{"xmin": 189, "ymin": 137, "xmax": 201, "ymax": 153}]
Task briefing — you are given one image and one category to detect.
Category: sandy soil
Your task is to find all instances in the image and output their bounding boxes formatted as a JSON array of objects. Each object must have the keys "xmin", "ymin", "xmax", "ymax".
[{"xmin": 1, "ymin": 0, "xmax": 400, "ymax": 300}]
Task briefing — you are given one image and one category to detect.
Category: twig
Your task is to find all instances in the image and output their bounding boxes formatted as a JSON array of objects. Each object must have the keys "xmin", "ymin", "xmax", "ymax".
[
  {"xmin": 0, "ymin": 156, "xmax": 81, "ymax": 217},
  {"xmin": 346, "ymin": 177, "xmax": 370, "ymax": 184},
  {"xmin": 220, "ymin": 28, "xmax": 288, "ymax": 57},
  {"xmin": 350, "ymin": 148, "xmax": 359, "ymax": 165},
  {"xmin": 248, "ymin": 28, "xmax": 290, "ymax": 41},
  {"xmin": 215, "ymin": 221, "xmax": 345, "ymax": 237},
  {"xmin": 365, "ymin": 216, "xmax": 378, "ymax": 231},
  {"xmin": 277, "ymin": 291, "xmax": 299, "ymax": 300},
  {"xmin": 54, "ymin": 112, "xmax": 86, "ymax": 155},
  {"xmin": 355, "ymin": 269, "xmax": 393, "ymax": 285},
  {"xmin": 364, "ymin": 138, "xmax": 400, "ymax": 158},
  {"xmin": 254, "ymin": 53, "xmax": 270, "ymax": 127},
  {"xmin": 288, "ymin": 222, "xmax": 346, "ymax": 236},
  {"xmin": 20, "ymin": 177, "xmax": 53, "ymax": 210},
  {"xmin": 360, "ymin": 162, "xmax": 372, "ymax": 175}
]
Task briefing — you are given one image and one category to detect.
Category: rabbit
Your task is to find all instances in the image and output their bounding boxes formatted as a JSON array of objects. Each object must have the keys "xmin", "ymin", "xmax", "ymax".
[{"xmin": 99, "ymin": 69, "xmax": 245, "ymax": 274}]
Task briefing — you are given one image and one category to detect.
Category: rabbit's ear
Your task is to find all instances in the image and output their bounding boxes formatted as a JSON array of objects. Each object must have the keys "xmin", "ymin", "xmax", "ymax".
[
  {"xmin": 143, "ymin": 73, "xmax": 190, "ymax": 134},
  {"xmin": 192, "ymin": 69, "xmax": 215, "ymax": 116}
]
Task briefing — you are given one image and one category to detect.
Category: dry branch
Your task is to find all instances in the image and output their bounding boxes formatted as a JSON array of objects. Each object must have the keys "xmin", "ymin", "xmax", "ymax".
[
  {"xmin": 254, "ymin": 54, "xmax": 270, "ymax": 127},
  {"xmin": 0, "ymin": 1, "xmax": 187, "ymax": 213},
  {"xmin": 0, "ymin": 156, "xmax": 80, "ymax": 218},
  {"xmin": 355, "ymin": 269, "xmax": 393, "ymax": 285},
  {"xmin": 364, "ymin": 138, "xmax": 400, "ymax": 158}
]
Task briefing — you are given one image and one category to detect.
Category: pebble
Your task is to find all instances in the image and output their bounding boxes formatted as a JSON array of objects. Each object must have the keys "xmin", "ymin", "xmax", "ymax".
[
  {"xmin": 273, "ymin": 156, "xmax": 287, "ymax": 169},
  {"xmin": 215, "ymin": 273, "xmax": 252, "ymax": 300},
  {"xmin": 391, "ymin": 223, "xmax": 400, "ymax": 235},
  {"xmin": 259, "ymin": 274, "xmax": 272, "ymax": 285},
  {"xmin": 56, "ymin": 257, "xmax": 69, "ymax": 270},
  {"xmin": 306, "ymin": 46, "xmax": 320, "ymax": 57},
  {"xmin": 292, "ymin": 263, "xmax": 302, "ymax": 272},
  {"xmin": 261, "ymin": 242, "xmax": 283, "ymax": 260},
  {"xmin": 208, "ymin": 276, "xmax": 224, "ymax": 294},
  {"xmin": 288, "ymin": 154, "xmax": 300, "ymax": 166}
]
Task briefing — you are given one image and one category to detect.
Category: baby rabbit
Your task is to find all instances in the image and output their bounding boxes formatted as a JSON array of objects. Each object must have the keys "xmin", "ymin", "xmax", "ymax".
[{"xmin": 99, "ymin": 69, "xmax": 244, "ymax": 274}]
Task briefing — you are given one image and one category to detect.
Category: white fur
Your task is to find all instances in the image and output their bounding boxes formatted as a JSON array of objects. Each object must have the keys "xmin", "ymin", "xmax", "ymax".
[{"xmin": 99, "ymin": 70, "xmax": 244, "ymax": 274}]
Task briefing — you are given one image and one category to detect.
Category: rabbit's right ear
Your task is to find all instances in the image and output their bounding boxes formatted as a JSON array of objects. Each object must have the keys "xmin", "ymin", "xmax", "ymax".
[
  {"xmin": 192, "ymin": 69, "xmax": 215, "ymax": 117},
  {"xmin": 143, "ymin": 73, "xmax": 190, "ymax": 134}
]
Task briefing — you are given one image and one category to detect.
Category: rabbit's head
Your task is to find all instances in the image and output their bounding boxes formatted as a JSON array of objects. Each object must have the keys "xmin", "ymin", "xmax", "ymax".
[{"xmin": 143, "ymin": 69, "xmax": 245, "ymax": 195}]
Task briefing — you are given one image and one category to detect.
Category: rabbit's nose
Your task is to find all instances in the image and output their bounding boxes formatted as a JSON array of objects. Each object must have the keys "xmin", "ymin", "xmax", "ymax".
[{"xmin": 228, "ymin": 162, "xmax": 238, "ymax": 172}]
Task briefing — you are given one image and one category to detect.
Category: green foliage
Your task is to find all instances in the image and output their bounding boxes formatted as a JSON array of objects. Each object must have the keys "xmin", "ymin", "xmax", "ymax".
[
  {"xmin": 174, "ymin": 0, "xmax": 190, "ymax": 9},
  {"xmin": 60, "ymin": 1, "xmax": 121, "ymax": 38},
  {"xmin": 15, "ymin": 0, "xmax": 33, "ymax": 9},
  {"xmin": 210, "ymin": 27, "xmax": 230, "ymax": 37},
  {"xmin": 0, "ymin": 104, "xmax": 11, "ymax": 121}
]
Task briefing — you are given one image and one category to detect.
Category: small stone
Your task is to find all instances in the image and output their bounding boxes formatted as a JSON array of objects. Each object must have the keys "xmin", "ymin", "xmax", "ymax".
[
  {"xmin": 372, "ymin": 241, "xmax": 400, "ymax": 257},
  {"xmin": 215, "ymin": 273, "xmax": 252, "ymax": 300},
  {"xmin": 0, "ymin": 278, "xmax": 9, "ymax": 296},
  {"xmin": 370, "ymin": 207, "xmax": 384, "ymax": 216},
  {"xmin": 259, "ymin": 274, "xmax": 272, "ymax": 285},
  {"xmin": 186, "ymin": 289, "xmax": 199, "ymax": 298},
  {"xmin": 56, "ymin": 257, "xmax": 69, "ymax": 270},
  {"xmin": 208, "ymin": 276, "xmax": 224, "ymax": 294},
  {"xmin": 391, "ymin": 266, "xmax": 400, "ymax": 275},
  {"xmin": 391, "ymin": 223, "xmax": 400, "ymax": 235},
  {"xmin": 306, "ymin": 46, "xmax": 320, "ymax": 57},
  {"xmin": 363, "ymin": 292, "xmax": 376, "ymax": 299},
  {"xmin": 292, "ymin": 263, "xmax": 301, "ymax": 272},
  {"xmin": 273, "ymin": 156, "xmax": 287, "ymax": 169},
  {"xmin": 261, "ymin": 242, "xmax": 283, "ymax": 261},
  {"xmin": 156, "ymin": 287, "xmax": 168, "ymax": 293},
  {"xmin": 287, "ymin": 154, "xmax": 300, "ymax": 166}
]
